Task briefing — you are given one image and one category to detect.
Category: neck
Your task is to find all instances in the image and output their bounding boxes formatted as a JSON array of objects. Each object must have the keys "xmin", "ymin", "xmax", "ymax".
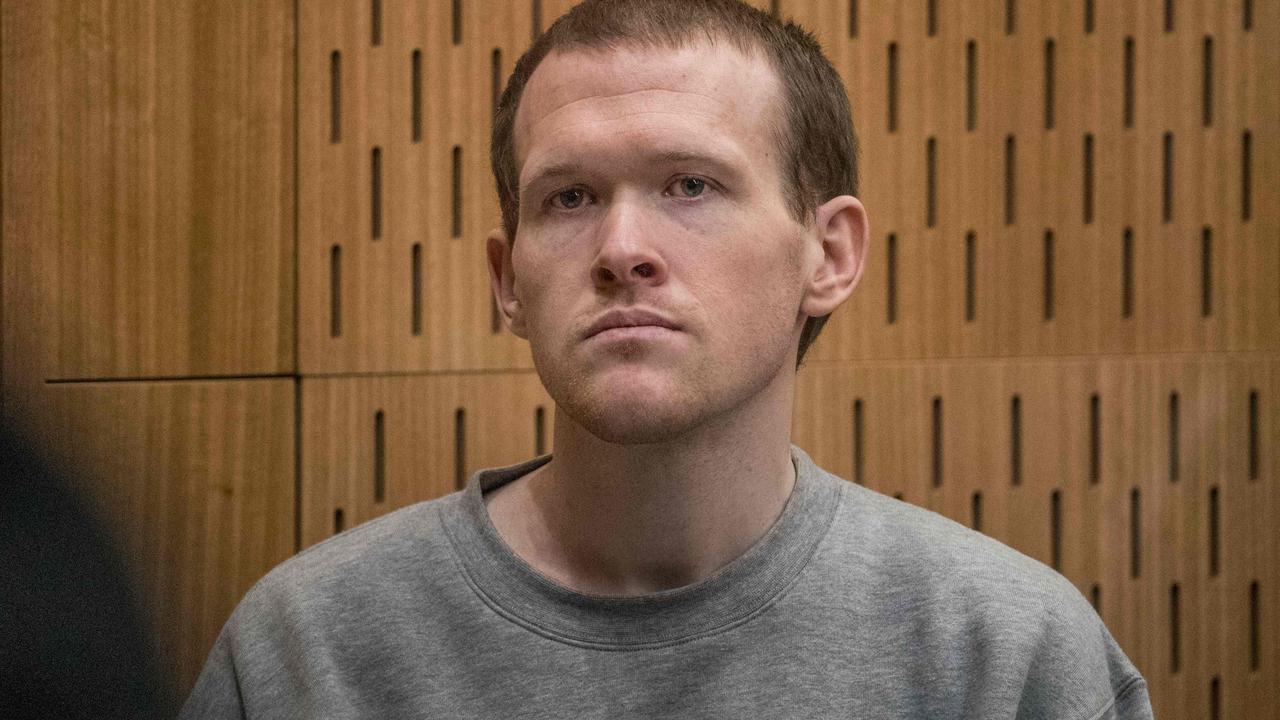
[{"xmin": 484, "ymin": 368, "xmax": 798, "ymax": 597}]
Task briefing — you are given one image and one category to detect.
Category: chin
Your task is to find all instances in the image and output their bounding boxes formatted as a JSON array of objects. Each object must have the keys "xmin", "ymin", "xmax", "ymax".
[
  {"xmin": 548, "ymin": 369, "xmax": 702, "ymax": 445},
  {"xmin": 568, "ymin": 402, "xmax": 700, "ymax": 445},
  {"xmin": 530, "ymin": 333, "xmax": 793, "ymax": 446}
]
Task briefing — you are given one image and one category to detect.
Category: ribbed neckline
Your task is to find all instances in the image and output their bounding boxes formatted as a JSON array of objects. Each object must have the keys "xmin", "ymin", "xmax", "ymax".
[{"xmin": 440, "ymin": 444, "xmax": 841, "ymax": 650}]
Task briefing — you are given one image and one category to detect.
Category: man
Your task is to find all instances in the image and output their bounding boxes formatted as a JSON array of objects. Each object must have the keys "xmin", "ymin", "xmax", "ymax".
[{"xmin": 182, "ymin": 1, "xmax": 1154, "ymax": 717}]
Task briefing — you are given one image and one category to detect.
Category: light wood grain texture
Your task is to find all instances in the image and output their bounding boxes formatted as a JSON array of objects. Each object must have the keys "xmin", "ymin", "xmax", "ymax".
[
  {"xmin": 43, "ymin": 379, "xmax": 296, "ymax": 698},
  {"xmin": 300, "ymin": 372, "xmax": 553, "ymax": 548},
  {"xmin": 1, "ymin": 0, "xmax": 294, "ymax": 383},
  {"xmin": 298, "ymin": 0, "xmax": 536, "ymax": 374}
]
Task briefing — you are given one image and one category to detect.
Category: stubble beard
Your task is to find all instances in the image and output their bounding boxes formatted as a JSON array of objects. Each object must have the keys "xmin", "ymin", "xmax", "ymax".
[{"xmin": 532, "ymin": 326, "xmax": 794, "ymax": 447}]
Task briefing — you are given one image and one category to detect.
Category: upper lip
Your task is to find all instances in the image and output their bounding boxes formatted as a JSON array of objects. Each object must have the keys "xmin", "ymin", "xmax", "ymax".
[{"xmin": 584, "ymin": 308, "xmax": 682, "ymax": 339}]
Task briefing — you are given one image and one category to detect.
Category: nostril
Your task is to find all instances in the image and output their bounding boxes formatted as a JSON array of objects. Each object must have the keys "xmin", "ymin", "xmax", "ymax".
[{"xmin": 635, "ymin": 263, "xmax": 654, "ymax": 279}]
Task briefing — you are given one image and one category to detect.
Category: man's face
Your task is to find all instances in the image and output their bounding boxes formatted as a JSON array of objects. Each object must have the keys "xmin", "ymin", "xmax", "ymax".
[{"xmin": 490, "ymin": 41, "xmax": 814, "ymax": 445}]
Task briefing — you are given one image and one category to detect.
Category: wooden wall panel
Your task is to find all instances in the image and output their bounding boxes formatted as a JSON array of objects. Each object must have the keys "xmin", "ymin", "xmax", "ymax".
[
  {"xmin": 298, "ymin": 0, "xmax": 535, "ymax": 374},
  {"xmin": 300, "ymin": 372, "xmax": 552, "ymax": 548},
  {"xmin": 792, "ymin": 355, "xmax": 1278, "ymax": 718},
  {"xmin": 1, "ymin": 0, "xmax": 295, "ymax": 383},
  {"xmin": 800, "ymin": 0, "xmax": 1280, "ymax": 363},
  {"xmin": 1, "ymin": 0, "xmax": 297, "ymax": 701},
  {"xmin": 43, "ymin": 379, "xmax": 296, "ymax": 698}
]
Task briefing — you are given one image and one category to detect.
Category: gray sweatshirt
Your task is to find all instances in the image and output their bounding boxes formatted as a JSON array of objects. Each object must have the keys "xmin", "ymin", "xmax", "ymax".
[{"xmin": 180, "ymin": 445, "xmax": 1153, "ymax": 719}]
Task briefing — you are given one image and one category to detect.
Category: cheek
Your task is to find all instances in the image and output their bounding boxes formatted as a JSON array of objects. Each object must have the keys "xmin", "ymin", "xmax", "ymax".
[
  {"xmin": 694, "ymin": 229, "xmax": 805, "ymax": 332},
  {"xmin": 512, "ymin": 239, "xmax": 570, "ymax": 305}
]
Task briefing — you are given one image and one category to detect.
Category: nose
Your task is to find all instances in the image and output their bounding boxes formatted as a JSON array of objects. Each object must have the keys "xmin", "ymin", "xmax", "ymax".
[{"xmin": 590, "ymin": 198, "xmax": 668, "ymax": 289}]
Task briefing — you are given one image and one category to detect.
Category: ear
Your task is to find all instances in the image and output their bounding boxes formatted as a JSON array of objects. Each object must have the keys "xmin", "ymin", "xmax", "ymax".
[
  {"xmin": 799, "ymin": 195, "xmax": 869, "ymax": 318},
  {"xmin": 486, "ymin": 228, "xmax": 528, "ymax": 338}
]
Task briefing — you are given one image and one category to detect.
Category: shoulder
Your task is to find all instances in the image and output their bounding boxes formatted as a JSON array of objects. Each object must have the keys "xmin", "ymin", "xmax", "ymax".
[
  {"xmin": 824, "ymin": 479, "xmax": 1072, "ymax": 610},
  {"xmin": 826, "ymin": 479, "xmax": 1106, "ymax": 638},
  {"xmin": 817, "ymin": 477, "xmax": 1150, "ymax": 717},
  {"xmin": 224, "ymin": 492, "xmax": 462, "ymax": 630}
]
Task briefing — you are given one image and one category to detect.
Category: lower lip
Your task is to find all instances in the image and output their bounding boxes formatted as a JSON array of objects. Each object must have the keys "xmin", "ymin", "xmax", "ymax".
[{"xmin": 588, "ymin": 325, "xmax": 680, "ymax": 342}]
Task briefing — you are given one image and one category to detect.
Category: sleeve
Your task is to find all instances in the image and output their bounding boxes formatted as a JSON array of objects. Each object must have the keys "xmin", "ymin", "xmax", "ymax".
[
  {"xmin": 1015, "ymin": 576, "xmax": 1155, "ymax": 720},
  {"xmin": 1086, "ymin": 676, "xmax": 1153, "ymax": 720},
  {"xmin": 178, "ymin": 628, "xmax": 248, "ymax": 720}
]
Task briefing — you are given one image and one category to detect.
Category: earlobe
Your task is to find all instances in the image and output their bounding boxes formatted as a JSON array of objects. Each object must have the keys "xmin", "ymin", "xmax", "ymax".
[
  {"xmin": 800, "ymin": 195, "xmax": 870, "ymax": 319},
  {"xmin": 486, "ymin": 229, "xmax": 528, "ymax": 338}
]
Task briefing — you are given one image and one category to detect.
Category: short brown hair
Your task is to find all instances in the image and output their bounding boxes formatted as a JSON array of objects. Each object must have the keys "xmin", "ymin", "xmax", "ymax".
[{"xmin": 490, "ymin": 0, "xmax": 859, "ymax": 367}]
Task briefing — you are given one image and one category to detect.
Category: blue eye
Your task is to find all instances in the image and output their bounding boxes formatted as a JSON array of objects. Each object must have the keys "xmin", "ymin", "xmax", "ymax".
[
  {"xmin": 552, "ymin": 188, "xmax": 587, "ymax": 210},
  {"xmin": 672, "ymin": 177, "xmax": 706, "ymax": 198}
]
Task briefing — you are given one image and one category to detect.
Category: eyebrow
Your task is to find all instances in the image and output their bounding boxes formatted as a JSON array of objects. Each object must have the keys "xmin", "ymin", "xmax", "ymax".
[{"xmin": 521, "ymin": 161, "xmax": 583, "ymax": 193}]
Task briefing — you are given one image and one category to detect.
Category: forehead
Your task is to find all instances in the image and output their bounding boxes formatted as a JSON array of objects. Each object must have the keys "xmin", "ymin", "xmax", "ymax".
[{"xmin": 513, "ymin": 41, "xmax": 784, "ymax": 182}]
